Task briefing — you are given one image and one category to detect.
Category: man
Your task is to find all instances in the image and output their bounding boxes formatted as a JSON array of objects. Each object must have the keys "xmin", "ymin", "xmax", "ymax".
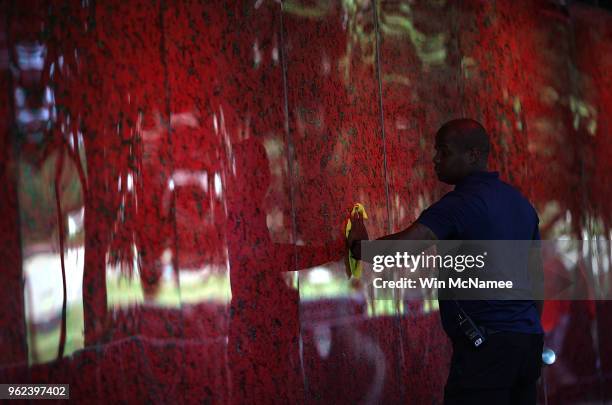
[{"xmin": 348, "ymin": 118, "xmax": 544, "ymax": 404}]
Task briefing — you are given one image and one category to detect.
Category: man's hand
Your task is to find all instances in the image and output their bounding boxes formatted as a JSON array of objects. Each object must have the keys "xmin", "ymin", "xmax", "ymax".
[{"xmin": 347, "ymin": 211, "xmax": 369, "ymax": 259}]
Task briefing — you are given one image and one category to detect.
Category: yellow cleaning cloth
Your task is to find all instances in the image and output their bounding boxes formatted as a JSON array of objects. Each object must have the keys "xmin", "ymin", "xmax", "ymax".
[{"xmin": 345, "ymin": 203, "xmax": 368, "ymax": 279}]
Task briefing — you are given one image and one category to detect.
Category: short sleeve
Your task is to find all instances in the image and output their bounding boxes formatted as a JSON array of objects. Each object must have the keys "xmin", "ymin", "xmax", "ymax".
[
  {"xmin": 533, "ymin": 224, "xmax": 541, "ymax": 240},
  {"xmin": 417, "ymin": 192, "xmax": 464, "ymax": 240},
  {"xmin": 532, "ymin": 212, "xmax": 541, "ymax": 241}
]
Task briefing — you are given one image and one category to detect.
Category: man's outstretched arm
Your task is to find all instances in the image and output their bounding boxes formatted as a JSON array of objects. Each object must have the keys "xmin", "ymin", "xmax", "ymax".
[
  {"xmin": 347, "ymin": 214, "xmax": 437, "ymax": 262},
  {"xmin": 378, "ymin": 222, "xmax": 438, "ymax": 241}
]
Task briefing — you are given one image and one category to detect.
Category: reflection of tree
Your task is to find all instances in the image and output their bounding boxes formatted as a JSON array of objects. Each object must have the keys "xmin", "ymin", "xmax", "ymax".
[
  {"xmin": 8, "ymin": 7, "xmax": 89, "ymax": 358},
  {"xmin": 377, "ymin": 2, "xmax": 447, "ymax": 66},
  {"xmin": 283, "ymin": 0, "xmax": 333, "ymax": 18},
  {"xmin": 283, "ymin": 0, "xmax": 447, "ymax": 85},
  {"xmin": 41, "ymin": 1, "xmax": 169, "ymax": 345}
]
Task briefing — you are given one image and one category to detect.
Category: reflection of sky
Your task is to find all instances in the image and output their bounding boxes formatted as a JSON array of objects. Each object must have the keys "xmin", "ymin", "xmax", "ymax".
[
  {"xmin": 14, "ymin": 43, "xmax": 56, "ymax": 133},
  {"xmin": 24, "ymin": 245, "xmax": 85, "ymax": 364},
  {"xmin": 24, "ymin": 248, "xmax": 84, "ymax": 324},
  {"xmin": 9, "ymin": 2, "xmax": 610, "ymax": 383},
  {"xmin": 16, "ymin": 43, "xmax": 46, "ymax": 70}
]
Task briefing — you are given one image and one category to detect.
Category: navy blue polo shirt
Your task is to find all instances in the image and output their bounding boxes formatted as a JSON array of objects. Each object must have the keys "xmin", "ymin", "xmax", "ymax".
[{"xmin": 417, "ymin": 171, "xmax": 543, "ymax": 337}]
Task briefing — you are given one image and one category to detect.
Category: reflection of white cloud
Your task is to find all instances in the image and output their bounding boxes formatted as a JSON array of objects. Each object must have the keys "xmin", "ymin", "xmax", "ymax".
[
  {"xmin": 16, "ymin": 43, "xmax": 46, "ymax": 70},
  {"xmin": 127, "ymin": 173, "xmax": 133, "ymax": 191},
  {"xmin": 170, "ymin": 111, "xmax": 199, "ymax": 128},
  {"xmin": 14, "ymin": 87, "xmax": 25, "ymax": 107},
  {"xmin": 266, "ymin": 207, "xmax": 285, "ymax": 234},
  {"xmin": 314, "ymin": 325, "xmax": 332, "ymax": 359},
  {"xmin": 17, "ymin": 108, "xmax": 49, "ymax": 125},
  {"xmin": 214, "ymin": 173, "xmax": 222, "ymax": 197},
  {"xmin": 272, "ymin": 46, "xmax": 279, "ymax": 63},
  {"xmin": 308, "ymin": 267, "xmax": 332, "ymax": 285},
  {"xmin": 14, "ymin": 83, "xmax": 55, "ymax": 131},
  {"xmin": 167, "ymin": 169, "xmax": 222, "ymax": 197},
  {"xmin": 67, "ymin": 208, "xmax": 84, "ymax": 236},
  {"xmin": 253, "ymin": 40, "xmax": 262, "ymax": 67},
  {"xmin": 45, "ymin": 86, "xmax": 54, "ymax": 104},
  {"xmin": 24, "ymin": 247, "xmax": 84, "ymax": 324}
]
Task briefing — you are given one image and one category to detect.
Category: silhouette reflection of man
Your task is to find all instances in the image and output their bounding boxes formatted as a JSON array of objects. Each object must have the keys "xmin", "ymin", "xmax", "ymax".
[{"xmin": 226, "ymin": 137, "xmax": 343, "ymax": 404}]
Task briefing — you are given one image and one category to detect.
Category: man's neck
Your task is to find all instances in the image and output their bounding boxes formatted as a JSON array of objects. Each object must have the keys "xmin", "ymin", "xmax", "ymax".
[{"xmin": 454, "ymin": 168, "xmax": 492, "ymax": 187}]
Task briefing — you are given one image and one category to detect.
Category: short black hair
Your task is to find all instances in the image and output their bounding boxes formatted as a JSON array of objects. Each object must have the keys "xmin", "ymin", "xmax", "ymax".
[{"xmin": 437, "ymin": 118, "xmax": 490, "ymax": 161}]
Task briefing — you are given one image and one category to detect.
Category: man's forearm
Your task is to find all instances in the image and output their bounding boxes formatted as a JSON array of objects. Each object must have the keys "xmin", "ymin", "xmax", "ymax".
[{"xmin": 350, "ymin": 223, "xmax": 437, "ymax": 263}]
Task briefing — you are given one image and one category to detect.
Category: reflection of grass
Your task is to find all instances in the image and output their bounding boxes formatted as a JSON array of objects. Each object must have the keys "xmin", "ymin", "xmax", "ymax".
[
  {"xmin": 299, "ymin": 268, "xmax": 440, "ymax": 317},
  {"xmin": 27, "ymin": 304, "xmax": 84, "ymax": 365},
  {"xmin": 382, "ymin": 73, "xmax": 411, "ymax": 86},
  {"xmin": 106, "ymin": 273, "xmax": 231, "ymax": 309},
  {"xmin": 299, "ymin": 279, "xmax": 352, "ymax": 300},
  {"xmin": 27, "ymin": 273, "xmax": 231, "ymax": 365},
  {"xmin": 177, "ymin": 275, "xmax": 231, "ymax": 304},
  {"xmin": 106, "ymin": 274, "xmax": 145, "ymax": 307}
]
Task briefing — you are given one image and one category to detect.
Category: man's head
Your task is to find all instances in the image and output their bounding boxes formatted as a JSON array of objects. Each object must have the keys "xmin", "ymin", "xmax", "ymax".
[{"xmin": 433, "ymin": 118, "xmax": 490, "ymax": 184}]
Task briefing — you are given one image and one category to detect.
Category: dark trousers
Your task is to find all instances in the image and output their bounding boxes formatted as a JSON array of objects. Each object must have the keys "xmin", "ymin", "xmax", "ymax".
[{"xmin": 444, "ymin": 332, "xmax": 544, "ymax": 405}]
